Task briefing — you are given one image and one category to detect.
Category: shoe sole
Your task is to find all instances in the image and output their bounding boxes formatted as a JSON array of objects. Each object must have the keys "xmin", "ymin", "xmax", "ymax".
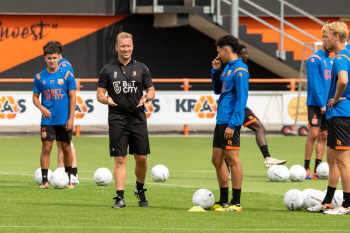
[{"xmin": 112, "ymin": 206, "xmax": 125, "ymax": 209}]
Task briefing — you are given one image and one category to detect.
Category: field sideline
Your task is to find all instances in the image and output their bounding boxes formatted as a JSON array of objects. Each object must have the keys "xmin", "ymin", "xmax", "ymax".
[{"xmin": 0, "ymin": 136, "xmax": 348, "ymax": 232}]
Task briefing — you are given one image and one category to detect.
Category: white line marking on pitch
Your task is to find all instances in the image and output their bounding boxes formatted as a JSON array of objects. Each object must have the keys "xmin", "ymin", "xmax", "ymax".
[{"xmin": 0, "ymin": 226, "xmax": 348, "ymax": 231}]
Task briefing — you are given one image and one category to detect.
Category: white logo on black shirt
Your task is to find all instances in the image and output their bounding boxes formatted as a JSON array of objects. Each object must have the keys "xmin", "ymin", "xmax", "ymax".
[
  {"xmin": 114, "ymin": 71, "xmax": 117, "ymax": 78},
  {"xmin": 113, "ymin": 81, "xmax": 138, "ymax": 94}
]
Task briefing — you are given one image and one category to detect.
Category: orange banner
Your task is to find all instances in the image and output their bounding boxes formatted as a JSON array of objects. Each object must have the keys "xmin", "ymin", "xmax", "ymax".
[{"xmin": 0, "ymin": 15, "xmax": 126, "ymax": 73}]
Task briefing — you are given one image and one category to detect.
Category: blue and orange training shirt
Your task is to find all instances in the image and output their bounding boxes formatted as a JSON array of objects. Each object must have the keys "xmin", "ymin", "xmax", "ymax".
[
  {"xmin": 326, "ymin": 49, "xmax": 350, "ymax": 119},
  {"xmin": 211, "ymin": 58, "xmax": 249, "ymax": 130},
  {"xmin": 33, "ymin": 67, "xmax": 77, "ymax": 125},
  {"xmin": 306, "ymin": 49, "xmax": 332, "ymax": 108}
]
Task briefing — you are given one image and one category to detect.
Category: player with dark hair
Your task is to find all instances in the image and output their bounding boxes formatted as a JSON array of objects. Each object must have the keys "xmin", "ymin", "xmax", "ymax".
[
  {"xmin": 43, "ymin": 41, "xmax": 79, "ymax": 184},
  {"xmin": 303, "ymin": 41, "xmax": 333, "ymax": 180},
  {"xmin": 33, "ymin": 45, "xmax": 77, "ymax": 189},
  {"xmin": 210, "ymin": 35, "xmax": 249, "ymax": 212},
  {"xmin": 224, "ymin": 45, "xmax": 286, "ymax": 178},
  {"xmin": 97, "ymin": 32, "xmax": 155, "ymax": 209}
]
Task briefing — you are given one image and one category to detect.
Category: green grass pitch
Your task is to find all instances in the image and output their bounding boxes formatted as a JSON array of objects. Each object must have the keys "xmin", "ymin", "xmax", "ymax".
[{"xmin": 0, "ymin": 136, "xmax": 348, "ymax": 232}]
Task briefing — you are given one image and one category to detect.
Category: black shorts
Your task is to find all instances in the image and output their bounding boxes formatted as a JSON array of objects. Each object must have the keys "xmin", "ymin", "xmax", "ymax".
[
  {"xmin": 41, "ymin": 125, "xmax": 72, "ymax": 143},
  {"xmin": 243, "ymin": 107, "xmax": 259, "ymax": 128},
  {"xmin": 109, "ymin": 123, "xmax": 150, "ymax": 156},
  {"xmin": 212, "ymin": 124, "xmax": 241, "ymax": 150},
  {"xmin": 327, "ymin": 117, "xmax": 350, "ymax": 150},
  {"xmin": 308, "ymin": 106, "xmax": 327, "ymax": 130}
]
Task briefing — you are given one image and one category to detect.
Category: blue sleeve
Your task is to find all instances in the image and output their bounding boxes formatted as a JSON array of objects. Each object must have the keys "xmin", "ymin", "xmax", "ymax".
[
  {"xmin": 67, "ymin": 65, "xmax": 74, "ymax": 75},
  {"xmin": 334, "ymin": 57, "xmax": 349, "ymax": 75},
  {"xmin": 33, "ymin": 75, "xmax": 41, "ymax": 93},
  {"xmin": 307, "ymin": 59, "xmax": 325, "ymax": 108},
  {"xmin": 66, "ymin": 72, "xmax": 77, "ymax": 92},
  {"xmin": 211, "ymin": 69, "xmax": 222, "ymax": 94},
  {"xmin": 228, "ymin": 71, "xmax": 249, "ymax": 130}
]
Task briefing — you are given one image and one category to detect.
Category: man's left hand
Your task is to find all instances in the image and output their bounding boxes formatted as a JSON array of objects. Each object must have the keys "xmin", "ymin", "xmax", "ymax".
[
  {"xmin": 66, "ymin": 118, "xmax": 74, "ymax": 131},
  {"xmin": 137, "ymin": 94, "xmax": 149, "ymax": 107},
  {"xmin": 224, "ymin": 127, "xmax": 234, "ymax": 140}
]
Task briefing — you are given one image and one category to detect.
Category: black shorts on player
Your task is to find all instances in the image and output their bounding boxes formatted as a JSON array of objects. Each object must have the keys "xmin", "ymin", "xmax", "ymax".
[
  {"xmin": 213, "ymin": 124, "xmax": 241, "ymax": 149},
  {"xmin": 327, "ymin": 117, "xmax": 350, "ymax": 150},
  {"xmin": 109, "ymin": 123, "xmax": 150, "ymax": 156},
  {"xmin": 243, "ymin": 107, "xmax": 258, "ymax": 128},
  {"xmin": 41, "ymin": 125, "xmax": 72, "ymax": 143},
  {"xmin": 308, "ymin": 106, "xmax": 327, "ymax": 130}
]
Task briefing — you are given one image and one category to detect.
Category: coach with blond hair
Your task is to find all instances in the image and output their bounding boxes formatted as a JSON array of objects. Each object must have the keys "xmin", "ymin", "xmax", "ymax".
[{"xmin": 97, "ymin": 32, "xmax": 155, "ymax": 209}]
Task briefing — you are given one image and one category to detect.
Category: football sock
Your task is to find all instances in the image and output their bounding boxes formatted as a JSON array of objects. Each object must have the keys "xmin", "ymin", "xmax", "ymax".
[
  {"xmin": 304, "ymin": 160, "xmax": 310, "ymax": 170},
  {"xmin": 41, "ymin": 169, "xmax": 48, "ymax": 183},
  {"xmin": 342, "ymin": 192, "xmax": 350, "ymax": 208},
  {"xmin": 219, "ymin": 187, "xmax": 229, "ymax": 203},
  {"xmin": 224, "ymin": 159, "xmax": 230, "ymax": 172},
  {"xmin": 314, "ymin": 159, "xmax": 322, "ymax": 173},
  {"xmin": 136, "ymin": 181, "xmax": 144, "ymax": 191},
  {"xmin": 259, "ymin": 145, "xmax": 270, "ymax": 159},
  {"xmin": 65, "ymin": 166, "xmax": 72, "ymax": 184},
  {"xmin": 230, "ymin": 188, "xmax": 241, "ymax": 206},
  {"xmin": 116, "ymin": 190, "xmax": 124, "ymax": 198},
  {"xmin": 322, "ymin": 186, "xmax": 336, "ymax": 204},
  {"xmin": 71, "ymin": 167, "xmax": 77, "ymax": 176}
]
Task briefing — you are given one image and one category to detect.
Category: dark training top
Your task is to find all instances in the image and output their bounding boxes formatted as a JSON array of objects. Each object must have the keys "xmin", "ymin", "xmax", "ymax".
[{"xmin": 98, "ymin": 59, "xmax": 153, "ymax": 125}]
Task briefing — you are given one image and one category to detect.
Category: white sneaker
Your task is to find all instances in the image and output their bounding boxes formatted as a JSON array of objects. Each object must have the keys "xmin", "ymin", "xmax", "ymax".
[
  {"xmin": 264, "ymin": 157, "xmax": 286, "ymax": 168},
  {"xmin": 307, "ymin": 203, "xmax": 332, "ymax": 213},
  {"xmin": 323, "ymin": 206, "xmax": 350, "ymax": 215},
  {"xmin": 70, "ymin": 174, "xmax": 79, "ymax": 184}
]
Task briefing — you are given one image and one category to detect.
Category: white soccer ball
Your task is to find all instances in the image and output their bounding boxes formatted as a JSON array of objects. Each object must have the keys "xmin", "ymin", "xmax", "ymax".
[
  {"xmin": 316, "ymin": 162, "xmax": 329, "ymax": 179},
  {"xmin": 332, "ymin": 190, "xmax": 343, "ymax": 208},
  {"xmin": 93, "ymin": 168, "xmax": 112, "ymax": 186},
  {"xmin": 304, "ymin": 190, "xmax": 325, "ymax": 209},
  {"xmin": 192, "ymin": 189, "xmax": 215, "ymax": 210},
  {"xmin": 151, "ymin": 164, "xmax": 169, "ymax": 182},
  {"xmin": 267, "ymin": 165, "xmax": 289, "ymax": 182},
  {"xmin": 301, "ymin": 189, "xmax": 314, "ymax": 209},
  {"xmin": 283, "ymin": 189, "xmax": 303, "ymax": 211},
  {"xmin": 54, "ymin": 167, "xmax": 65, "ymax": 173},
  {"xmin": 50, "ymin": 170, "xmax": 69, "ymax": 189},
  {"xmin": 34, "ymin": 168, "xmax": 52, "ymax": 185},
  {"xmin": 289, "ymin": 165, "xmax": 306, "ymax": 182}
]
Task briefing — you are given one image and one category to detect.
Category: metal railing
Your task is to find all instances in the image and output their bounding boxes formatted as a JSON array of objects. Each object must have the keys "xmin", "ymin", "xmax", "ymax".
[{"xmin": 131, "ymin": 0, "xmax": 324, "ymax": 61}]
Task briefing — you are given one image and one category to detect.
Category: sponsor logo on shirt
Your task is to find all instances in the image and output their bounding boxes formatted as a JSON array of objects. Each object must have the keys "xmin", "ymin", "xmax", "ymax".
[{"xmin": 113, "ymin": 81, "xmax": 138, "ymax": 94}]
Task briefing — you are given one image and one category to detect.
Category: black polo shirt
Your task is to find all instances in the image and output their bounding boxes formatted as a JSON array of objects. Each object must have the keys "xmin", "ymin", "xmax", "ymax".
[{"xmin": 98, "ymin": 58, "xmax": 153, "ymax": 125}]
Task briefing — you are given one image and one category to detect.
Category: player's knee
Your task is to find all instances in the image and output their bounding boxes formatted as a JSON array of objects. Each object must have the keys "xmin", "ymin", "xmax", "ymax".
[
  {"xmin": 307, "ymin": 131, "xmax": 318, "ymax": 141},
  {"xmin": 115, "ymin": 156, "xmax": 126, "ymax": 166},
  {"xmin": 42, "ymin": 144, "xmax": 52, "ymax": 154},
  {"xmin": 60, "ymin": 143, "xmax": 71, "ymax": 153},
  {"xmin": 135, "ymin": 156, "xmax": 147, "ymax": 165},
  {"xmin": 211, "ymin": 156, "xmax": 221, "ymax": 167}
]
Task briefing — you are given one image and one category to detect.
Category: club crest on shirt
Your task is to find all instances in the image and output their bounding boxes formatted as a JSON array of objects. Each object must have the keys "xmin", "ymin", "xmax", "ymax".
[
  {"xmin": 43, "ymin": 81, "xmax": 46, "ymax": 85},
  {"xmin": 58, "ymin": 79, "xmax": 64, "ymax": 85},
  {"xmin": 227, "ymin": 70, "xmax": 232, "ymax": 76},
  {"xmin": 239, "ymin": 72, "xmax": 242, "ymax": 77},
  {"xmin": 133, "ymin": 71, "xmax": 137, "ymax": 76},
  {"xmin": 114, "ymin": 71, "xmax": 117, "ymax": 78},
  {"xmin": 312, "ymin": 118, "xmax": 318, "ymax": 125},
  {"xmin": 113, "ymin": 81, "xmax": 121, "ymax": 94}
]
